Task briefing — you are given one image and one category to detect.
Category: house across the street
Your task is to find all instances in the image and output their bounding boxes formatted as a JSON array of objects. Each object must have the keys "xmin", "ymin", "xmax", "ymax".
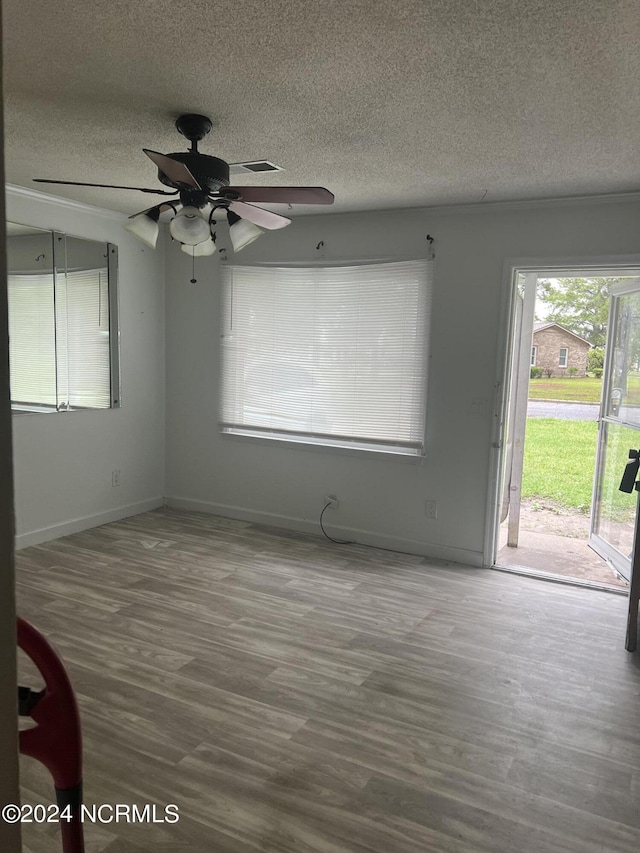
[{"xmin": 531, "ymin": 322, "xmax": 592, "ymax": 377}]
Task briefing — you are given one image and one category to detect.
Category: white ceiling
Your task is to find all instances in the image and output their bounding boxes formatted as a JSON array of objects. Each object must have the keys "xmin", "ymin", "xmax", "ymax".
[{"xmin": 4, "ymin": 0, "xmax": 640, "ymax": 217}]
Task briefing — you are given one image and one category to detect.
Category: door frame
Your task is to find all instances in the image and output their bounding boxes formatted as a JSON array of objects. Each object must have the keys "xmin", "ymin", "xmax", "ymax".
[
  {"xmin": 484, "ymin": 253, "xmax": 640, "ymax": 570},
  {"xmin": 589, "ymin": 277, "xmax": 640, "ymax": 579}
]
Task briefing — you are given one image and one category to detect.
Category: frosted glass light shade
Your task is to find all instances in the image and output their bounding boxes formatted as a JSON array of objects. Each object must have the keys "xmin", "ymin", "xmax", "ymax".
[
  {"xmin": 125, "ymin": 211, "xmax": 160, "ymax": 248},
  {"xmin": 180, "ymin": 238, "xmax": 216, "ymax": 256},
  {"xmin": 169, "ymin": 206, "xmax": 211, "ymax": 245},
  {"xmin": 228, "ymin": 211, "xmax": 263, "ymax": 252}
]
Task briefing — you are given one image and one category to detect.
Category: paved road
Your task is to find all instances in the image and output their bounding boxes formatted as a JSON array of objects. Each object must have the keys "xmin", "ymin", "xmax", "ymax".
[{"xmin": 527, "ymin": 400, "xmax": 600, "ymax": 420}]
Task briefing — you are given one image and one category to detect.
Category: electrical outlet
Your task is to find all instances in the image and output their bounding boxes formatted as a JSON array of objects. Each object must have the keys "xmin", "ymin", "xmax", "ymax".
[
  {"xmin": 112, "ymin": 470, "xmax": 121, "ymax": 487},
  {"xmin": 425, "ymin": 499, "xmax": 437, "ymax": 519},
  {"xmin": 324, "ymin": 494, "xmax": 339, "ymax": 509}
]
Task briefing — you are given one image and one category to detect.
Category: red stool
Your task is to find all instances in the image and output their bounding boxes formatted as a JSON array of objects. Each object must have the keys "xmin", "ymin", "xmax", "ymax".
[{"xmin": 17, "ymin": 617, "xmax": 85, "ymax": 853}]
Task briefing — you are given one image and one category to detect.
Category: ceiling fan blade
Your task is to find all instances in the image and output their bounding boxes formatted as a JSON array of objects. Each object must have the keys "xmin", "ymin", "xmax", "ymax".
[
  {"xmin": 33, "ymin": 179, "xmax": 178, "ymax": 195},
  {"xmin": 228, "ymin": 201, "xmax": 291, "ymax": 230},
  {"xmin": 143, "ymin": 150, "xmax": 201, "ymax": 190},
  {"xmin": 128, "ymin": 201, "xmax": 178, "ymax": 219},
  {"xmin": 224, "ymin": 186, "xmax": 334, "ymax": 205}
]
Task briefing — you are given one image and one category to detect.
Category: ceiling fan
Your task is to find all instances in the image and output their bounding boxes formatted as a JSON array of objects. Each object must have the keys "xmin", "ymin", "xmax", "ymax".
[{"xmin": 34, "ymin": 113, "xmax": 335, "ymax": 256}]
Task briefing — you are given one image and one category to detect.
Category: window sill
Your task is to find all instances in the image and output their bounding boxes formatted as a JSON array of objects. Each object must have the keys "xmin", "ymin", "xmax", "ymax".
[
  {"xmin": 11, "ymin": 405, "xmax": 59, "ymax": 414},
  {"xmin": 11, "ymin": 404, "xmax": 114, "ymax": 415},
  {"xmin": 221, "ymin": 427, "xmax": 426, "ymax": 462}
]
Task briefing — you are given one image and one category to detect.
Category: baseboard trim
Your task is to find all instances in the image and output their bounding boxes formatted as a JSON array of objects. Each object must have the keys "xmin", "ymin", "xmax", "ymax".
[
  {"xmin": 15, "ymin": 497, "xmax": 165, "ymax": 550},
  {"xmin": 165, "ymin": 495, "xmax": 483, "ymax": 567}
]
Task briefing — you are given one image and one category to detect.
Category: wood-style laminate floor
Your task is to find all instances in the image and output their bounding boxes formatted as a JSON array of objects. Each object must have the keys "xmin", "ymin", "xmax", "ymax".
[{"xmin": 14, "ymin": 508, "xmax": 640, "ymax": 853}]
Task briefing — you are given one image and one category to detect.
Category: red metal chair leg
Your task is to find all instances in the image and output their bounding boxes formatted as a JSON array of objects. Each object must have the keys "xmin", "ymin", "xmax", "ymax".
[{"xmin": 17, "ymin": 617, "xmax": 85, "ymax": 853}]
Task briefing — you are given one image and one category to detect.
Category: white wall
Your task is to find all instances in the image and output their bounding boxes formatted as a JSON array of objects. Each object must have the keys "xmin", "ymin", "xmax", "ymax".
[
  {"xmin": 7, "ymin": 187, "xmax": 166, "ymax": 547},
  {"xmin": 165, "ymin": 195, "xmax": 640, "ymax": 566}
]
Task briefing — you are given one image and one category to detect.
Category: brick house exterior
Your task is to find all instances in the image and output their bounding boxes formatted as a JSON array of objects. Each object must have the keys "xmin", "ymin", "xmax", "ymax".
[{"xmin": 531, "ymin": 323, "xmax": 591, "ymax": 377}]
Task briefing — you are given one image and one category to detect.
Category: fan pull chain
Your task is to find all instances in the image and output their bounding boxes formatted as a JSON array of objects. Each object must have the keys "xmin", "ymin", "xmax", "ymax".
[{"xmin": 190, "ymin": 250, "xmax": 197, "ymax": 284}]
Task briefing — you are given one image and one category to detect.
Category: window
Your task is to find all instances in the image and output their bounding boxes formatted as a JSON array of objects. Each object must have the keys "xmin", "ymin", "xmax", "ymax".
[
  {"xmin": 220, "ymin": 259, "xmax": 432, "ymax": 455},
  {"xmin": 7, "ymin": 225, "xmax": 119, "ymax": 412},
  {"xmin": 531, "ymin": 346, "xmax": 537, "ymax": 366},
  {"xmin": 559, "ymin": 347, "xmax": 568, "ymax": 368}
]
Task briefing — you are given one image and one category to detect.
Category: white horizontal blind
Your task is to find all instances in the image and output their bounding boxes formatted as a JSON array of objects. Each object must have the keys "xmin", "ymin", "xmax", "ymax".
[
  {"xmin": 7, "ymin": 274, "xmax": 57, "ymax": 407},
  {"xmin": 221, "ymin": 260, "xmax": 432, "ymax": 454},
  {"xmin": 56, "ymin": 269, "xmax": 111, "ymax": 408},
  {"xmin": 8, "ymin": 268, "xmax": 110, "ymax": 409}
]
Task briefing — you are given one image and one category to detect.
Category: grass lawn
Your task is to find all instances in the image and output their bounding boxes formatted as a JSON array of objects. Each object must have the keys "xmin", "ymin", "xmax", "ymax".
[
  {"xmin": 522, "ymin": 418, "xmax": 636, "ymax": 519},
  {"xmin": 522, "ymin": 419, "xmax": 598, "ymax": 512},
  {"xmin": 528, "ymin": 377, "xmax": 602, "ymax": 402},
  {"xmin": 528, "ymin": 374, "xmax": 640, "ymax": 403}
]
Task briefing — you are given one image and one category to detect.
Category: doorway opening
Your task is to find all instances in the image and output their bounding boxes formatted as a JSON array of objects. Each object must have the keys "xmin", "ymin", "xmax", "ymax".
[{"xmin": 494, "ymin": 267, "xmax": 640, "ymax": 590}]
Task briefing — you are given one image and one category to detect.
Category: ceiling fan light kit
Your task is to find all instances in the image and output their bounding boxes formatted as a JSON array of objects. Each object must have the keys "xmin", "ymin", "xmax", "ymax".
[
  {"xmin": 124, "ymin": 209, "xmax": 160, "ymax": 249},
  {"xmin": 34, "ymin": 113, "xmax": 335, "ymax": 261},
  {"xmin": 169, "ymin": 205, "xmax": 211, "ymax": 245},
  {"xmin": 227, "ymin": 210, "xmax": 263, "ymax": 252},
  {"xmin": 181, "ymin": 238, "xmax": 216, "ymax": 257}
]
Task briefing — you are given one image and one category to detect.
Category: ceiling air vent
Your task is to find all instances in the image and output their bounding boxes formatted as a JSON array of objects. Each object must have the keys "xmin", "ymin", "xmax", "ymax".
[{"xmin": 229, "ymin": 160, "xmax": 284, "ymax": 175}]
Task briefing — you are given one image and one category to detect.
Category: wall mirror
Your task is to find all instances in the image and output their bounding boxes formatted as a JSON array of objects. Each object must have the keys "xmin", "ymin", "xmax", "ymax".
[{"xmin": 6, "ymin": 223, "xmax": 120, "ymax": 412}]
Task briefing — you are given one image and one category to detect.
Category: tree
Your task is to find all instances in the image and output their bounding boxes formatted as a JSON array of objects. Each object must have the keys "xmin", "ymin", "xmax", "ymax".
[
  {"xmin": 587, "ymin": 346, "xmax": 604, "ymax": 377},
  {"xmin": 537, "ymin": 277, "xmax": 617, "ymax": 347}
]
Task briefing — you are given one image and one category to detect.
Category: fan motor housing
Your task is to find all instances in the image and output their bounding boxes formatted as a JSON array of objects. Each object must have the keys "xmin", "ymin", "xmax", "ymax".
[{"xmin": 158, "ymin": 153, "xmax": 230, "ymax": 192}]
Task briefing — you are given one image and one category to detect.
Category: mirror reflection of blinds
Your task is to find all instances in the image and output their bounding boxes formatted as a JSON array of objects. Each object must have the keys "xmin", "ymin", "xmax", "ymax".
[
  {"xmin": 7, "ymin": 273, "xmax": 57, "ymax": 407},
  {"xmin": 221, "ymin": 260, "xmax": 431, "ymax": 455},
  {"xmin": 8, "ymin": 269, "xmax": 110, "ymax": 410}
]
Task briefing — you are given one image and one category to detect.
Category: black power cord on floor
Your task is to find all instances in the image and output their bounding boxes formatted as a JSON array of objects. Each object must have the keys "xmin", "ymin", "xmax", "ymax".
[{"xmin": 319, "ymin": 502, "xmax": 354, "ymax": 545}]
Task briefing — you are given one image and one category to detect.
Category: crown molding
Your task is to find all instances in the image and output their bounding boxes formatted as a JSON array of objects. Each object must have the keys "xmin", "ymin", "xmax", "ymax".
[
  {"xmin": 416, "ymin": 189, "xmax": 640, "ymax": 216},
  {"xmin": 5, "ymin": 183, "xmax": 127, "ymax": 221},
  {"xmin": 301, "ymin": 190, "xmax": 640, "ymax": 224},
  {"xmin": 7, "ymin": 182, "xmax": 640, "ymax": 228}
]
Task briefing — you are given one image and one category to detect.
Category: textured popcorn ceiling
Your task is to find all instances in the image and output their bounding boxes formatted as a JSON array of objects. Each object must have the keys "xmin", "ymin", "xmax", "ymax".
[{"xmin": 3, "ymin": 0, "xmax": 640, "ymax": 216}]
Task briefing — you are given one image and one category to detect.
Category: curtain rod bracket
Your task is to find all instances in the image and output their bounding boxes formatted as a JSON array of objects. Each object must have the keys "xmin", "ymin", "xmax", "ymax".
[{"xmin": 426, "ymin": 234, "xmax": 435, "ymax": 259}]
